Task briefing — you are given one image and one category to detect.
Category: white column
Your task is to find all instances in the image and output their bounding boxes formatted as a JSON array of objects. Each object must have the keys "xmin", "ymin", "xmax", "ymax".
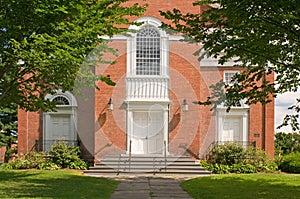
[
  {"xmin": 163, "ymin": 108, "xmax": 169, "ymax": 155},
  {"xmin": 242, "ymin": 112, "xmax": 249, "ymax": 144},
  {"xmin": 127, "ymin": 110, "xmax": 133, "ymax": 154}
]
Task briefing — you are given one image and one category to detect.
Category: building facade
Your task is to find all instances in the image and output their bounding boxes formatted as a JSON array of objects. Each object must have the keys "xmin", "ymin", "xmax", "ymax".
[{"xmin": 18, "ymin": 0, "xmax": 275, "ymax": 163}]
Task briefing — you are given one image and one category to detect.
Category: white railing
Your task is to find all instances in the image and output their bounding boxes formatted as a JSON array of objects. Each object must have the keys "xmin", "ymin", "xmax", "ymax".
[{"xmin": 126, "ymin": 77, "xmax": 169, "ymax": 101}]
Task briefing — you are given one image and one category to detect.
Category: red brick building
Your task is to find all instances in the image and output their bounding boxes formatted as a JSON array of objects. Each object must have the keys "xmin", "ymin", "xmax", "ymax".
[{"xmin": 18, "ymin": 0, "xmax": 274, "ymax": 163}]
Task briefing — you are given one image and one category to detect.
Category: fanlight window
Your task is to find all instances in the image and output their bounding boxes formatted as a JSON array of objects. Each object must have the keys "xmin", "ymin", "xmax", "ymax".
[
  {"xmin": 136, "ymin": 25, "xmax": 161, "ymax": 75},
  {"xmin": 52, "ymin": 96, "xmax": 70, "ymax": 105}
]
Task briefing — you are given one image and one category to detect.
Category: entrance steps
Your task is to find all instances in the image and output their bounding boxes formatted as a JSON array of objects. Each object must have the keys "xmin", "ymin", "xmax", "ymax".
[{"xmin": 84, "ymin": 155, "xmax": 211, "ymax": 176}]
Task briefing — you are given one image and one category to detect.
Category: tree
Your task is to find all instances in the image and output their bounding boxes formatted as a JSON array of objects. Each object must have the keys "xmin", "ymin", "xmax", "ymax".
[
  {"xmin": 0, "ymin": 106, "xmax": 17, "ymax": 162},
  {"xmin": 160, "ymin": 0, "xmax": 300, "ymax": 130},
  {"xmin": 0, "ymin": 0, "xmax": 146, "ymax": 111},
  {"xmin": 275, "ymin": 132, "xmax": 300, "ymax": 156}
]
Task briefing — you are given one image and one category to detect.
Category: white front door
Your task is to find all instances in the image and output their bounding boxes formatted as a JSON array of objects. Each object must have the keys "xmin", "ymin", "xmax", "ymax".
[
  {"xmin": 132, "ymin": 111, "xmax": 163, "ymax": 154},
  {"xmin": 50, "ymin": 114, "xmax": 72, "ymax": 140},
  {"xmin": 222, "ymin": 117, "xmax": 241, "ymax": 142},
  {"xmin": 44, "ymin": 114, "xmax": 75, "ymax": 151}
]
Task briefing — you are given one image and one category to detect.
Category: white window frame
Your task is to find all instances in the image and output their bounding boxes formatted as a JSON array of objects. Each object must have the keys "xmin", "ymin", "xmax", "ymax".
[
  {"xmin": 127, "ymin": 17, "xmax": 169, "ymax": 77},
  {"xmin": 224, "ymin": 70, "xmax": 240, "ymax": 86},
  {"xmin": 43, "ymin": 90, "xmax": 77, "ymax": 151},
  {"xmin": 136, "ymin": 25, "xmax": 161, "ymax": 76}
]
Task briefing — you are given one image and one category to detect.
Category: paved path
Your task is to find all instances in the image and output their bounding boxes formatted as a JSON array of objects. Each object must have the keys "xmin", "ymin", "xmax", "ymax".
[{"xmin": 110, "ymin": 176, "xmax": 193, "ymax": 199}]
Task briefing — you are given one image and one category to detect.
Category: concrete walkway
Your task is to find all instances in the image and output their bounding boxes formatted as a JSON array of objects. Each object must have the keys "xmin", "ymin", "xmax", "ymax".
[{"xmin": 110, "ymin": 176, "xmax": 193, "ymax": 199}]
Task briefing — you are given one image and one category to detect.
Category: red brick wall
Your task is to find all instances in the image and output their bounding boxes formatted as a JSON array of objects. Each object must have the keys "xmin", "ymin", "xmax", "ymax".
[{"xmin": 18, "ymin": 109, "xmax": 41, "ymax": 154}]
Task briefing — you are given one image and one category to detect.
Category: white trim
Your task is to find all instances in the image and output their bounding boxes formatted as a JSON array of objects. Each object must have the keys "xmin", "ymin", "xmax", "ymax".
[
  {"xmin": 126, "ymin": 17, "xmax": 169, "ymax": 77},
  {"xmin": 216, "ymin": 107, "xmax": 249, "ymax": 144},
  {"xmin": 223, "ymin": 70, "xmax": 240, "ymax": 85},
  {"xmin": 45, "ymin": 90, "xmax": 77, "ymax": 107},
  {"xmin": 129, "ymin": 16, "xmax": 162, "ymax": 31},
  {"xmin": 99, "ymin": 35, "xmax": 184, "ymax": 41},
  {"xmin": 126, "ymin": 101, "xmax": 169, "ymax": 155},
  {"xmin": 200, "ymin": 50, "xmax": 242, "ymax": 67},
  {"xmin": 98, "ymin": 35, "xmax": 127, "ymax": 40},
  {"xmin": 43, "ymin": 91, "xmax": 78, "ymax": 151}
]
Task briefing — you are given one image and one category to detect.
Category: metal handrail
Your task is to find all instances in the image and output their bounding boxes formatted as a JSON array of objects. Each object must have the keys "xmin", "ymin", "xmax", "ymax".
[
  {"xmin": 164, "ymin": 140, "xmax": 167, "ymax": 172},
  {"xmin": 117, "ymin": 154, "xmax": 121, "ymax": 175},
  {"xmin": 128, "ymin": 140, "xmax": 132, "ymax": 172}
]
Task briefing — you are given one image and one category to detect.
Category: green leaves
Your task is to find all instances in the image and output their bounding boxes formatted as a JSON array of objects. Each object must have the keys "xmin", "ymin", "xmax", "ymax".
[
  {"xmin": 0, "ymin": 0, "xmax": 146, "ymax": 111},
  {"xmin": 161, "ymin": 0, "xmax": 300, "ymax": 130}
]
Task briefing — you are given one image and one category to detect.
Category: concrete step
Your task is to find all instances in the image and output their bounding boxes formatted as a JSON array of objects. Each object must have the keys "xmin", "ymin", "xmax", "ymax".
[{"xmin": 84, "ymin": 155, "xmax": 211, "ymax": 176}]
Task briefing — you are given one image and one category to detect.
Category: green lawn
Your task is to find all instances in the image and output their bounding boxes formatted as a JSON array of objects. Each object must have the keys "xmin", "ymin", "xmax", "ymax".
[
  {"xmin": 181, "ymin": 174, "xmax": 300, "ymax": 199},
  {"xmin": 0, "ymin": 170, "xmax": 119, "ymax": 199}
]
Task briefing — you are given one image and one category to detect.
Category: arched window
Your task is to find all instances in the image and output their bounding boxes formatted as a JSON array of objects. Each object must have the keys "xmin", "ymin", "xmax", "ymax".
[
  {"xmin": 136, "ymin": 25, "xmax": 161, "ymax": 75},
  {"xmin": 52, "ymin": 96, "xmax": 70, "ymax": 105}
]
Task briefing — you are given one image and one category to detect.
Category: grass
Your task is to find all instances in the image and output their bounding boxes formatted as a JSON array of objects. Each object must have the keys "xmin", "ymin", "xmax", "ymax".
[
  {"xmin": 0, "ymin": 169, "xmax": 119, "ymax": 199},
  {"xmin": 181, "ymin": 174, "xmax": 300, "ymax": 199}
]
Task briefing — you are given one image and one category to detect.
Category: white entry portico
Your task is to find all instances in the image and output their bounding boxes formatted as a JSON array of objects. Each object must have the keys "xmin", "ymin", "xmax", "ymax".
[
  {"xmin": 125, "ymin": 17, "xmax": 170, "ymax": 154},
  {"xmin": 126, "ymin": 102, "xmax": 169, "ymax": 154}
]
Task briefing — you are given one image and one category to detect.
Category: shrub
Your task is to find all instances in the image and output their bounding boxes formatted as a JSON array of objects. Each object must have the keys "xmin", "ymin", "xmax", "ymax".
[
  {"xmin": 1, "ymin": 151, "xmax": 48, "ymax": 170},
  {"xmin": 49, "ymin": 141, "xmax": 88, "ymax": 170},
  {"xmin": 278, "ymin": 152, "xmax": 300, "ymax": 173},
  {"xmin": 207, "ymin": 143, "xmax": 247, "ymax": 165},
  {"xmin": 37, "ymin": 161, "xmax": 60, "ymax": 170},
  {"xmin": 230, "ymin": 163, "xmax": 257, "ymax": 174},
  {"xmin": 1, "ymin": 141, "xmax": 88, "ymax": 170},
  {"xmin": 203, "ymin": 143, "xmax": 278, "ymax": 174},
  {"xmin": 200, "ymin": 161, "xmax": 230, "ymax": 174}
]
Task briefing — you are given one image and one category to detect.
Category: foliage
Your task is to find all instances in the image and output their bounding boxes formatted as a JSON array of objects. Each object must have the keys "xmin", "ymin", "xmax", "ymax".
[
  {"xmin": 181, "ymin": 174, "xmax": 300, "ymax": 199},
  {"xmin": 0, "ymin": 106, "xmax": 17, "ymax": 162},
  {"xmin": 0, "ymin": 0, "xmax": 146, "ymax": 111},
  {"xmin": 2, "ymin": 141, "xmax": 87, "ymax": 170},
  {"xmin": 202, "ymin": 143, "xmax": 278, "ymax": 173},
  {"xmin": 207, "ymin": 143, "xmax": 245, "ymax": 165},
  {"xmin": 275, "ymin": 132, "xmax": 300, "ymax": 156},
  {"xmin": 0, "ymin": 170, "xmax": 119, "ymax": 199},
  {"xmin": 278, "ymin": 152, "xmax": 300, "ymax": 173},
  {"xmin": 1, "ymin": 151, "xmax": 49, "ymax": 169},
  {"xmin": 49, "ymin": 141, "xmax": 87, "ymax": 170},
  {"xmin": 160, "ymin": 0, "xmax": 300, "ymax": 130}
]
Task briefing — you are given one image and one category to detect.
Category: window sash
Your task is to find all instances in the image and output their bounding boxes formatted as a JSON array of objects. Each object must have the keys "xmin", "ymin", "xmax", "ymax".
[{"xmin": 136, "ymin": 25, "xmax": 161, "ymax": 75}]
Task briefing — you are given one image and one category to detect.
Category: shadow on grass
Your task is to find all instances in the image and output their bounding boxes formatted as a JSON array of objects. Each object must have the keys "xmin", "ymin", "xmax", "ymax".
[
  {"xmin": 0, "ymin": 170, "xmax": 119, "ymax": 199},
  {"xmin": 181, "ymin": 174, "xmax": 300, "ymax": 199}
]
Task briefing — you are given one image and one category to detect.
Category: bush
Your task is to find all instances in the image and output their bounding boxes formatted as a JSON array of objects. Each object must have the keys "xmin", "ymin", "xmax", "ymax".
[
  {"xmin": 49, "ymin": 141, "xmax": 88, "ymax": 170},
  {"xmin": 1, "ymin": 141, "xmax": 88, "ymax": 170},
  {"xmin": 207, "ymin": 143, "xmax": 246, "ymax": 165},
  {"xmin": 230, "ymin": 163, "xmax": 257, "ymax": 174},
  {"xmin": 203, "ymin": 143, "xmax": 278, "ymax": 174},
  {"xmin": 37, "ymin": 161, "xmax": 60, "ymax": 170},
  {"xmin": 1, "ymin": 151, "xmax": 49, "ymax": 170},
  {"xmin": 278, "ymin": 152, "xmax": 300, "ymax": 173}
]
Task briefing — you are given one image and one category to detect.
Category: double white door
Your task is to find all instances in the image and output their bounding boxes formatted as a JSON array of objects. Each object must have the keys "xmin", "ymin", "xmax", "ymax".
[{"xmin": 132, "ymin": 111, "xmax": 164, "ymax": 154}]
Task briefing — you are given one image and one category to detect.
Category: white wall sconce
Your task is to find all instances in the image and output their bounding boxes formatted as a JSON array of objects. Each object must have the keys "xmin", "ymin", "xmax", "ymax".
[
  {"xmin": 182, "ymin": 99, "xmax": 188, "ymax": 112},
  {"xmin": 107, "ymin": 98, "xmax": 113, "ymax": 111}
]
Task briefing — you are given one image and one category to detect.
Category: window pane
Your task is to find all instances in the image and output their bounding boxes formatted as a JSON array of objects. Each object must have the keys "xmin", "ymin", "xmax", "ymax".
[{"xmin": 136, "ymin": 25, "xmax": 161, "ymax": 75}]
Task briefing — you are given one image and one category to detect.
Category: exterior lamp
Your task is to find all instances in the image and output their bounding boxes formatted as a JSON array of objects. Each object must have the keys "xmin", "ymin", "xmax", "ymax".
[
  {"xmin": 107, "ymin": 98, "xmax": 113, "ymax": 111},
  {"xmin": 182, "ymin": 99, "xmax": 188, "ymax": 112}
]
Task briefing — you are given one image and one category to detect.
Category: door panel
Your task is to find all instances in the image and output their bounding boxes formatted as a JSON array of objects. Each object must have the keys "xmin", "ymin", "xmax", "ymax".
[
  {"xmin": 222, "ymin": 117, "xmax": 241, "ymax": 142},
  {"xmin": 148, "ymin": 112, "xmax": 163, "ymax": 154},
  {"xmin": 132, "ymin": 112, "xmax": 148, "ymax": 154},
  {"xmin": 132, "ymin": 111, "xmax": 163, "ymax": 154},
  {"xmin": 50, "ymin": 115, "xmax": 71, "ymax": 140}
]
